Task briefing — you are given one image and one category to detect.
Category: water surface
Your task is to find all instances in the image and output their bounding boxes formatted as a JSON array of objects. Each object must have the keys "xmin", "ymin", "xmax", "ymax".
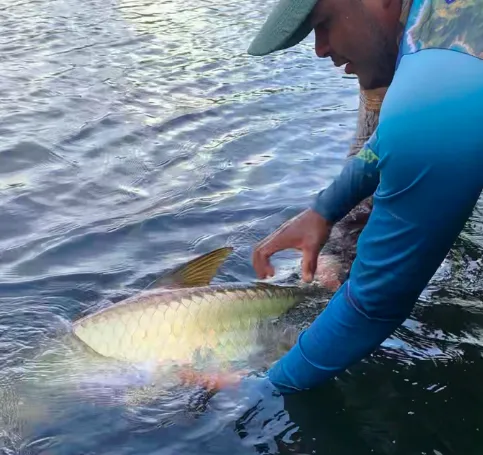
[{"xmin": 1, "ymin": 0, "xmax": 482, "ymax": 454}]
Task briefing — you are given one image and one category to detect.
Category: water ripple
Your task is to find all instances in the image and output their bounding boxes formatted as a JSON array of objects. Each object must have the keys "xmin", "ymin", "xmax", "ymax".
[{"xmin": 0, "ymin": 0, "xmax": 482, "ymax": 453}]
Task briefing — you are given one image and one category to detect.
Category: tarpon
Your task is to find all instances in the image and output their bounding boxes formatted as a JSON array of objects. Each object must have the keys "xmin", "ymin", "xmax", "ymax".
[
  {"xmin": 72, "ymin": 246, "xmax": 321, "ymax": 369},
  {"xmin": 0, "ymin": 247, "xmax": 325, "ymax": 439}
]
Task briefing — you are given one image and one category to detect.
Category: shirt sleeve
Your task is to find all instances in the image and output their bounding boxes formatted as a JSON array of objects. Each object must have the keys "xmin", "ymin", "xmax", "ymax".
[{"xmin": 311, "ymin": 132, "xmax": 381, "ymax": 224}]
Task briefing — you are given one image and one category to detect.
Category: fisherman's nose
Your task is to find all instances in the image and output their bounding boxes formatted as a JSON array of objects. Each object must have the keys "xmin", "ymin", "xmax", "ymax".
[{"xmin": 314, "ymin": 27, "xmax": 331, "ymax": 58}]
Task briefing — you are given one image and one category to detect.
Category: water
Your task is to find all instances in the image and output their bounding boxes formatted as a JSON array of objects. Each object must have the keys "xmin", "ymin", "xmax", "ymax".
[{"xmin": 1, "ymin": 0, "xmax": 482, "ymax": 453}]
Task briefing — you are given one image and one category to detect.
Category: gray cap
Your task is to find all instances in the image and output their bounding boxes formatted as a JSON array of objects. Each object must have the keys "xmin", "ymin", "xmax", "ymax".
[{"xmin": 247, "ymin": 0, "xmax": 319, "ymax": 56}]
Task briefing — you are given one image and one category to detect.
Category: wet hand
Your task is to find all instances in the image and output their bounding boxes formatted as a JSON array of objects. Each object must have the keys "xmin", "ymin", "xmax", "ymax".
[
  {"xmin": 252, "ymin": 209, "xmax": 332, "ymax": 283},
  {"xmin": 178, "ymin": 367, "xmax": 247, "ymax": 391}
]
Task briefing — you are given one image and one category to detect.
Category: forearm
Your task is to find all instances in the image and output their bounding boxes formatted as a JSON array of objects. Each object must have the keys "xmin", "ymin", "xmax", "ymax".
[
  {"xmin": 312, "ymin": 139, "xmax": 380, "ymax": 224},
  {"xmin": 349, "ymin": 87, "xmax": 387, "ymax": 157},
  {"xmin": 335, "ymin": 87, "xmax": 386, "ymax": 219},
  {"xmin": 315, "ymin": 87, "xmax": 387, "ymax": 279}
]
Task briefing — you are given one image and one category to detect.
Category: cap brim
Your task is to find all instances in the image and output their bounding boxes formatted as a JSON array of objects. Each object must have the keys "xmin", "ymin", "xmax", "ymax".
[{"xmin": 247, "ymin": 0, "xmax": 318, "ymax": 56}]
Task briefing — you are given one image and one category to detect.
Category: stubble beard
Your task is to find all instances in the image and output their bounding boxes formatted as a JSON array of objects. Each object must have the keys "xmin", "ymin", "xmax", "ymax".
[{"xmin": 359, "ymin": 15, "xmax": 399, "ymax": 90}]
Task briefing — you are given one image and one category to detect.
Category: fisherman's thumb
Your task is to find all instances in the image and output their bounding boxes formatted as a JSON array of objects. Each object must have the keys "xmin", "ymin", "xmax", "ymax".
[{"xmin": 301, "ymin": 248, "xmax": 318, "ymax": 283}]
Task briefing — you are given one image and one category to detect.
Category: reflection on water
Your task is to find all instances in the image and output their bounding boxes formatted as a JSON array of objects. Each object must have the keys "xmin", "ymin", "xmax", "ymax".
[{"xmin": 0, "ymin": 0, "xmax": 482, "ymax": 453}]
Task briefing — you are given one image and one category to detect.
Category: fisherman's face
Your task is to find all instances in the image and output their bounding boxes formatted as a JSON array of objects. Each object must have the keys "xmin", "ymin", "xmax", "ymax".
[{"xmin": 309, "ymin": 0, "xmax": 402, "ymax": 89}]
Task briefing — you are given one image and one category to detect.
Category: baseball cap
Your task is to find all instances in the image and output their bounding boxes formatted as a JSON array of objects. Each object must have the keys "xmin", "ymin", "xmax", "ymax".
[{"xmin": 247, "ymin": 0, "xmax": 319, "ymax": 56}]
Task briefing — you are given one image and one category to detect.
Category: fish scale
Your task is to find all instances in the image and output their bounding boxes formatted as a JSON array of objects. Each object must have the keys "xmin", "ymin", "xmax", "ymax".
[{"xmin": 72, "ymin": 247, "xmax": 320, "ymax": 368}]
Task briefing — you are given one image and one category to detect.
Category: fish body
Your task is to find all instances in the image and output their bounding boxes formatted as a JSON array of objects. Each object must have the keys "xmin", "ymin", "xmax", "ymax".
[
  {"xmin": 72, "ymin": 247, "xmax": 319, "ymax": 368},
  {"xmin": 72, "ymin": 282, "xmax": 310, "ymax": 365},
  {"xmin": 0, "ymin": 247, "xmax": 322, "ymax": 433}
]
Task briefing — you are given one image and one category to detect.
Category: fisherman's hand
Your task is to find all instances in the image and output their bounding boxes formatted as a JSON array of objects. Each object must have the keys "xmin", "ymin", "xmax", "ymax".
[
  {"xmin": 252, "ymin": 209, "xmax": 332, "ymax": 283},
  {"xmin": 178, "ymin": 367, "xmax": 247, "ymax": 391}
]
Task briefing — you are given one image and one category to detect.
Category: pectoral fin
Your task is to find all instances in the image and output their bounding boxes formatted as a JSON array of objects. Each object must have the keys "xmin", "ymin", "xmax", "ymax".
[{"xmin": 148, "ymin": 246, "xmax": 234, "ymax": 289}]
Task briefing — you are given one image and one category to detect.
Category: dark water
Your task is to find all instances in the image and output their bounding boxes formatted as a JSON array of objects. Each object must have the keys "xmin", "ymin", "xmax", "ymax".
[{"xmin": 1, "ymin": 0, "xmax": 483, "ymax": 453}]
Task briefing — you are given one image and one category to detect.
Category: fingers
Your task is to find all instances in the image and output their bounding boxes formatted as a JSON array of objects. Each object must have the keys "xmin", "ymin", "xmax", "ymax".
[
  {"xmin": 252, "ymin": 223, "xmax": 294, "ymax": 279},
  {"xmin": 252, "ymin": 242, "xmax": 276, "ymax": 279},
  {"xmin": 301, "ymin": 246, "xmax": 320, "ymax": 283},
  {"xmin": 252, "ymin": 209, "xmax": 325, "ymax": 280}
]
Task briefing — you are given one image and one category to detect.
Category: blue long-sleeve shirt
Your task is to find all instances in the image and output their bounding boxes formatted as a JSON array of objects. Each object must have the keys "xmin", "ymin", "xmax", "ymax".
[
  {"xmin": 265, "ymin": 47, "xmax": 483, "ymax": 394},
  {"xmin": 312, "ymin": 142, "xmax": 380, "ymax": 224}
]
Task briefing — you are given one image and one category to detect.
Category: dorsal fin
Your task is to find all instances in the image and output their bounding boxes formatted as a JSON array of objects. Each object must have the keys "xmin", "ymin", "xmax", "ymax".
[{"xmin": 147, "ymin": 246, "xmax": 234, "ymax": 289}]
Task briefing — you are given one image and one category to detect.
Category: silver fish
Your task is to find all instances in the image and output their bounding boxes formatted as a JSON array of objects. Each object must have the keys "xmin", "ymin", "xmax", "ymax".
[
  {"xmin": 0, "ymin": 248, "xmax": 323, "ymax": 437},
  {"xmin": 72, "ymin": 247, "xmax": 320, "ymax": 368}
]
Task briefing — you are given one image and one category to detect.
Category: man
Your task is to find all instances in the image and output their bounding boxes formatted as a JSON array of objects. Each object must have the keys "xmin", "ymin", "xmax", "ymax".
[{"xmin": 249, "ymin": 0, "xmax": 483, "ymax": 393}]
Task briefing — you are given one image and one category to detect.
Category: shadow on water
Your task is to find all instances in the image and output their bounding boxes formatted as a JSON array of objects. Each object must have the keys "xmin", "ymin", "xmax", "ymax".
[{"xmin": 0, "ymin": 0, "xmax": 482, "ymax": 453}]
